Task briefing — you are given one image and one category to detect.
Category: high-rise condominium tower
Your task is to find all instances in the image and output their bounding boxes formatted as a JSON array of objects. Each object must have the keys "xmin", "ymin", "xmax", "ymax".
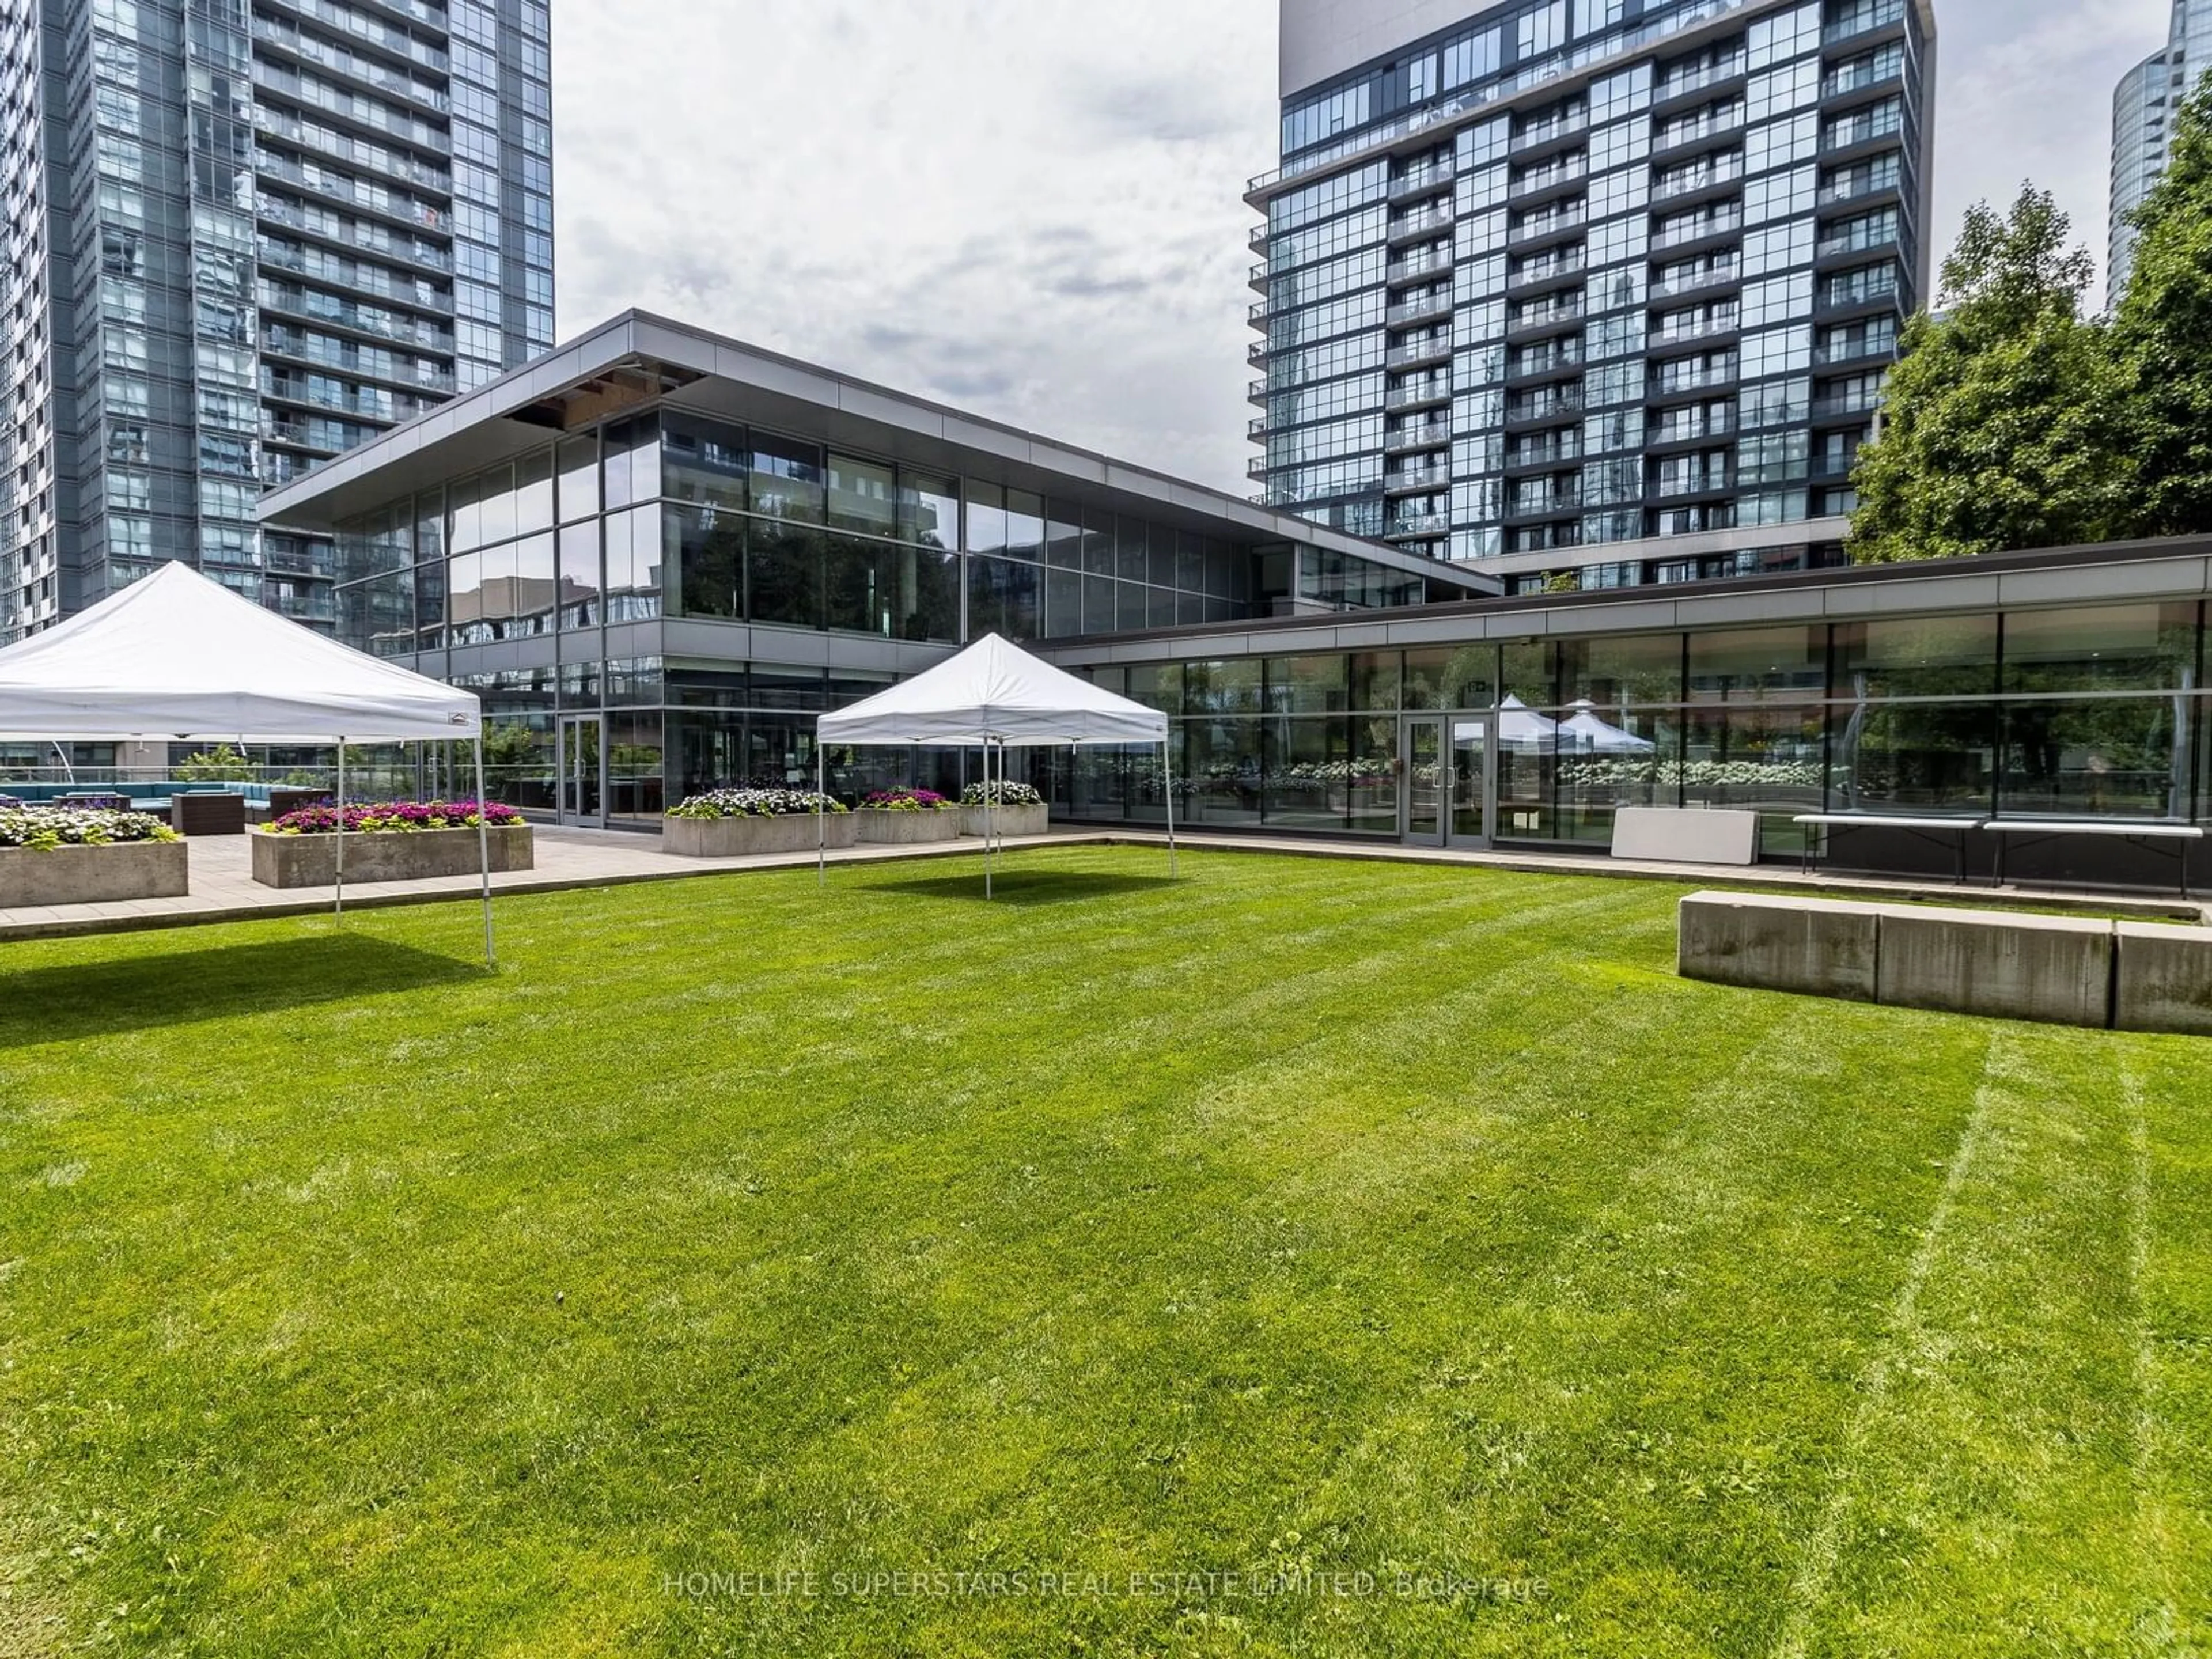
[
  {"xmin": 0, "ymin": 0, "xmax": 553, "ymax": 642},
  {"xmin": 1247, "ymin": 0, "xmax": 1934, "ymax": 593},
  {"xmin": 2111, "ymin": 2, "xmax": 2212, "ymax": 308}
]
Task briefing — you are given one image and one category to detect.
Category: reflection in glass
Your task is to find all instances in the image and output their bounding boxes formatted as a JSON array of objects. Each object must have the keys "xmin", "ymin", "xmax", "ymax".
[
  {"xmin": 968, "ymin": 555, "xmax": 1040, "ymax": 640},
  {"xmin": 666, "ymin": 506, "xmax": 740, "ymax": 620},
  {"xmin": 2001, "ymin": 603, "xmax": 2199, "ymax": 695},
  {"xmin": 827, "ymin": 454, "xmax": 896, "ymax": 536},
  {"xmin": 516, "ymin": 448, "xmax": 554, "ymax": 534},
  {"xmin": 1687, "ymin": 625, "xmax": 1827, "ymax": 702},
  {"xmin": 899, "ymin": 471, "xmax": 960, "ymax": 550},
  {"xmin": 1350, "ymin": 714, "xmax": 1400, "ymax": 833},
  {"xmin": 513, "ymin": 532, "xmax": 556, "ymax": 635},
  {"xmin": 1405, "ymin": 718, "xmax": 1443, "ymax": 841},
  {"xmin": 2001, "ymin": 698, "xmax": 2187, "ymax": 819},
  {"xmin": 824, "ymin": 532, "xmax": 889, "ymax": 635},
  {"xmin": 558, "ymin": 521, "xmax": 600, "ymax": 630},
  {"xmin": 604, "ymin": 506, "xmax": 662, "ymax": 622},
  {"xmin": 557, "ymin": 434, "xmax": 599, "ymax": 522},
  {"xmin": 1263, "ymin": 715, "xmax": 1350, "ymax": 830},
  {"xmin": 1006, "ymin": 489, "xmax": 1045, "ymax": 561},
  {"xmin": 748, "ymin": 521, "xmax": 823, "ymax": 629},
  {"xmin": 1186, "ymin": 659, "xmax": 1263, "ymax": 716},
  {"xmin": 1266, "ymin": 654, "xmax": 1347, "ymax": 714},
  {"xmin": 1187, "ymin": 716, "xmax": 1263, "ymax": 825},
  {"xmin": 966, "ymin": 481, "xmax": 1009, "ymax": 556},
  {"xmin": 747, "ymin": 433, "xmax": 823, "ymax": 522},
  {"xmin": 662, "ymin": 415, "xmax": 747, "ymax": 510},
  {"xmin": 1405, "ymin": 643, "xmax": 1498, "ymax": 709},
  {"xmin": 1833, "ymin": 615, "xmax": 1997, "ymax": 699},
  {"xmin": 1558, "ymin": 632, "xmax": 1681, "ymax": 707},
  {"xmin": 605, "ymin": 710, "xmax": 665, "ymax": 821},
  {"xmin": 1830, "ymin": 701, "xmax": 1996, "ymax": 814}
]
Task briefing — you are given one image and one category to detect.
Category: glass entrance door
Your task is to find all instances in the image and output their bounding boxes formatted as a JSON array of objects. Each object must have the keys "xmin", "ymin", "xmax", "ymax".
[
  {"xmin": 559, "ymin": 715, "xmax": 603, "ymax": 827},
  {"xmin": 1449, "ymin": 716, "xmax": 1491, "ymax": 849},
  {"xmin": 1402, "ymin": 716, "xmax": 1445, "ymax": 845}
]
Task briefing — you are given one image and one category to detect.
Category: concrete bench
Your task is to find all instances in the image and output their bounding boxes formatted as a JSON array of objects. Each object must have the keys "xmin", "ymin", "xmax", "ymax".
[
  {"xmin": 2115, "ymin": 921, "xmax": 2212, "ymax": 1036},
  {"xmin": 1675, "ymin": 891, "xmax": 1883, "ymax": 1002},
  {"xmin": 1679, "ymin": 891, "xmax": 2212, "ymax": 1035}
]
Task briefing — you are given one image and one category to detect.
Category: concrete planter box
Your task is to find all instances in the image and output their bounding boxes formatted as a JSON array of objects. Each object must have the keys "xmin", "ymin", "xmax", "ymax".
[
  {"xmin": 856, "ymin": 808, "xmax": 962, "ymax": 844},
  {"xmin": 1678, "ymin": 892, "xmax": 1881, "ymax": 1003},
  {"xmin": 251, "ymin": 824, "xmax": 533, "ymax": 889},
  {"xmin": 960, "ymin": 804, "xmax": 1048, "ymax": 839},
  {"xmin": 663, "ymin": 812, "xmax": 860, "ymax": 858},
  {"xmin": 0, "ymin": 839, "xmax": 187, "ymax": 908}
]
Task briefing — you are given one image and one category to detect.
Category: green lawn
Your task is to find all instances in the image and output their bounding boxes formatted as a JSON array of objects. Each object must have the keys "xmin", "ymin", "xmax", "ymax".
[{"xmin": 1, "ymin": 846, "xmax": 2207, "ymax": 1657}]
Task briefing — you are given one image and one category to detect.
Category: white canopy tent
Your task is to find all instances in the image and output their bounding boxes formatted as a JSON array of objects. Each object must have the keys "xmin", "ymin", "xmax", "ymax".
[
  {"xmin": 813, "ymin": 632, "xmax": 1173, "ymax": 896},
  {"xmin": 0, "ymin": 562, "xmax": 499, "ymax": 961},
  {"xmin": 1560, "ymin": 700, "xmax": 1656, "ymax": 755},
  {"xmin": 1495, "ymin": 695, "xmax": 1563, "ymax": 751}
]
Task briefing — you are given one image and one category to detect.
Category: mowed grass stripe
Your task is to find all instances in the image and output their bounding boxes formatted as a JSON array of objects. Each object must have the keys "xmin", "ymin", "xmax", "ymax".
[
  {"xmin": 1774, "ymin": 1029, "xmax": 2164, "ymax": 1658},
  {"xmin": 0, "ymin": 848, "xmax": 2208, "ymax": 1657}
]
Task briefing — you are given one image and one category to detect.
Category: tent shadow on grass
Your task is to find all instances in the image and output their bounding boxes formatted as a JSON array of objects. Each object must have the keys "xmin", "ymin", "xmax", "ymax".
[
  {"xmin": 865, "ymin": 869, "xmax": 1184, "ymax": 907},
  {"xmin": 0, "ymin": 934, "xmax": 483, "ymax": 1047}
]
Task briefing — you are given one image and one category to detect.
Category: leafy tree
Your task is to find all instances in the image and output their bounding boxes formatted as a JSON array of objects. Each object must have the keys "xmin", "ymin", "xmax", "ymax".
[
  {"xmin": 2110, "ymin": 73, "xmax": 2212, "ymax": 537},
  {"xmin": 176, "ymin": 743, "xmax": 256, "ymax": 782},
  {"xmin": 1848, "ymin": 186, "xmax": 2134, "ymax": 563}
]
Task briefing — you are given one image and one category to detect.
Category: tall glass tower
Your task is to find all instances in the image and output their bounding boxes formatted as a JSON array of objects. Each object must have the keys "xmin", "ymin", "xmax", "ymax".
[
  {"xmin": 1247, "ymin": 0, "xmax": 1934, "ymax": 594},
  {"xmin": 2111, "ymin": 2, "xmax": 2212, "ymax": 307},
  {"xmin": 0, "ymin": 0, "xmax": 554, "ymax": 643}
]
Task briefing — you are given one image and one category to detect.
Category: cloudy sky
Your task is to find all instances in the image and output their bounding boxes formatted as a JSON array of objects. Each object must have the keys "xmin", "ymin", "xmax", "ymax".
[{"xmin": 552, "ymin": 0, "xmax": 2173, "ymax": 497}]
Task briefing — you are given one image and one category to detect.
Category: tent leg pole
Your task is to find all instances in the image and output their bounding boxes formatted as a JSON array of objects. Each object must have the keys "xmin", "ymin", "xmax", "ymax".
[
  {"xmin": 817, "ymin": 749, "xmax": 827, "ymax": 889},
  {"xmin": 334, "ymin": 739, "xmax": 346, "ymax": 924},
  {"xmin": 985, "ymin": 740, "xmax": 994, "ymax": 902},
  {"xmin": 475, "ymin": 740, "xmax": 495, "ymax": 968},
  {"xmin": 1164, "ymin": 736, "xmax": 1177, "ymax": 878}
]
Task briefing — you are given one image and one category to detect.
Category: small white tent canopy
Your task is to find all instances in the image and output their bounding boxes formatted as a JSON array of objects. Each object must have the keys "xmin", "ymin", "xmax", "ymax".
[
  {"xmin": 813, "ymin": 632, "xmax": 1173, "ymax": 896},
  {"xmin": 1560, "ymin": 700, "xmax": 1656, "ymax": 755},
  {"xmin": 0, "ymin": 563, "xmax": 499, "ymax": 961},
  {"xmin": 1495, "ymin": 695, "xmax": 1562, "ymax": 751}
]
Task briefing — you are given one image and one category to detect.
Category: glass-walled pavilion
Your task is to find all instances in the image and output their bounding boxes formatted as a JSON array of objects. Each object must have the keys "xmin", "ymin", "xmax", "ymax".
[
  {"xmin": 1044, "ymin": 542, "xmax": 2212, "ymax": 890},
  {"xmin": 262, "ymin": 313, "xmax": 1485, "ymax": 820}
]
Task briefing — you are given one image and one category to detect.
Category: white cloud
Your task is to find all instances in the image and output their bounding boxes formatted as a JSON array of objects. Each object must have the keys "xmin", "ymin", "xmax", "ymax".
[
  {"xmin": 550, "ymin": 0, "xmax": 2181, "ymax": 503},
  {"xmin": 554, "ymin": 0, "xmax": 1278, "ymax": 494},
  {"xmin": 1931, "ymin": 0, "xmax": 2172, "ymax": 305}
]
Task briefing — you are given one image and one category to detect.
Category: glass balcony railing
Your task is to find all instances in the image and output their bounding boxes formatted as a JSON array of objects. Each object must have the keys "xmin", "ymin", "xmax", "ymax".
[
  {"xmin": 1654, "ymin": 105, "xmax": 1745, "ymax": 153},
  {"xmin": 1510, "ymin": 202, "xmax": 1586, "ymax": 243},
  {"xmin": 1824, "ymin": 0, "xmax": 1905, "ymax": 43},
  {"xmin": 1385, "ymin": 336, "xmax": 1453, "ymax": 370},
  {"xmin": 1657, "ymin": 55, "xmax": 1746, "ymax": 101},
  {"xmin": 1249, "ymin": 0, "xmax": 1763, "ymax": 194},
  {"xmin": 1385, "ymin": 421, "xmax": 1452, "ymax": 452},
  {"xmin": 1386, "ymin": 463, "xmax": 1452, "ymax": 493},
  {"xmin": 1653, "ymin": 157, "xmax": 1743, "ymax": 201},
  {"xmin": 1650, "ymin": 260, "xmax": 1739, "ymax": 300},
  {"xmin": 1386, "ymin": 292, "xmax": 1453, "ymax": 327}
]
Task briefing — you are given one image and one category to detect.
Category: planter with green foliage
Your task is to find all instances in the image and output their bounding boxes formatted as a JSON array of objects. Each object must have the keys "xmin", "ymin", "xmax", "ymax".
[
  {"xmin": 663, "ymin": 790, "xmax": 857, "ymax": 858},
  {"xmin": 250, "ymin": 800, "xmax": 531, "ymax": 889},
  {"xmin": 959, "ymin": 780, "xmax": 1047, "ymax": 839},
  {"xmin": 0, "ymin": 807, "xmax": 188, "ymax": 907}
]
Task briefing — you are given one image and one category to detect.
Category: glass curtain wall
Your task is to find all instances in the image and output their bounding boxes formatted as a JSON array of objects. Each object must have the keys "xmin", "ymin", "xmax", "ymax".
[{"xmin": 1050, "ymin": 602, "xmax": 2210, "ymax": 847}]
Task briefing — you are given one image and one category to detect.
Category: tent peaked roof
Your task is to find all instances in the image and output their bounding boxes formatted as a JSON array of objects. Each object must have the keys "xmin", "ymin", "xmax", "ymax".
[
  {"xmin": 0, "ymin": 561, "xmax": 480, "ymax": 741},
  {"xmin": 817, "ymin": 633, "xmax": 1168, "ymax": 747}
]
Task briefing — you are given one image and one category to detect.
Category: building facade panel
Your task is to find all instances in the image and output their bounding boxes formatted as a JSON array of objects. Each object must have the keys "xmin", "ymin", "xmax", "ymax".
[
  {"xmin": 0, "ymin": 0, "xmax": 553, "ymax": 644},
  {"xmin": 1249, "ymin": 0, "xmax": 1934, "ymax": 596}
]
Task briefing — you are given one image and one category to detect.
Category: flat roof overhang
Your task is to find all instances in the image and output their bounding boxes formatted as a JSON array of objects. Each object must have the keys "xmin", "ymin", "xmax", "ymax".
[{"xmin": 260, "ymin": 310, "xmax": 1494, "ymax": 598}]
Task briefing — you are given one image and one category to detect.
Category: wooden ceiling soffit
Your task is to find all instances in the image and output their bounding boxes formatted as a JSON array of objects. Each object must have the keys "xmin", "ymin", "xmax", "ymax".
[{"xmin": 506, "ymin": 358, "xmax": 703, "ymax": 432}]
